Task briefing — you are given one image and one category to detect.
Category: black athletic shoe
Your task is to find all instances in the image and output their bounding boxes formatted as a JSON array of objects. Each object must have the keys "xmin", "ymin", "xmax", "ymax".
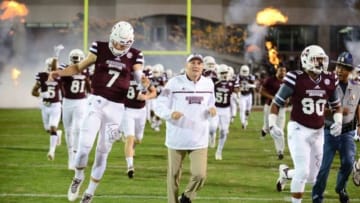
[
  {"xmin": 338, "ymin": 189, "xmax": 349, "ymax": 203},
  {"xmin": 127, "ymin": 167, "xmax": 134, "ymax": 179},
  {"xmin": 179, "ymin": 193, "xmax": 192, "ymax": 203}
]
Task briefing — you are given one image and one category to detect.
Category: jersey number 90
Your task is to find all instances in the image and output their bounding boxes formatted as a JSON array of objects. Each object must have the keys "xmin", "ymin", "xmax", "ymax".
[{"xmin": 301, "ymin": 98, "xmax": 326, "ymax": 116}]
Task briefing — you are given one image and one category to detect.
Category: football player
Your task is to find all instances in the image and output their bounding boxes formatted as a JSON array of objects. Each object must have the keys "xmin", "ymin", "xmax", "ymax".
[
  {"xmin": 210, "ymin": 64, "xmax": 239, "ymax": 160},
  {"xmin": 202, "ymin": 55, "xmax": 218, "ymax": 80},
  {"xmin": 48, "ymin": 21, "xmax": 148, "ymax": 203},
  {"xmin": 270, "ymin": 45, "xmax": 342, "ymax": 203},
  {"xmin": 59, "ymin": 48, "xmax": 91, "ymax": 170},
  {"xmin": 237, "ymin": 64, "xmax": 256, "ymax": 129},
  {"xmin": 228, "ymin": 66, "xmax": 240, "ymax": 122},
  {"xmin": 260, "ymin": 64, "xmax": 287, "ymax": 159},
  {"xmin": 31, "ymin": 56, "xmax": 62, "ymax": 161},
  {"xmin": 122, "ymin": 69, "xmax": 156, "ymax": 178},
  {"xmin": 149, "ymin": 64, "xmax": 167, "ymax": 131}
]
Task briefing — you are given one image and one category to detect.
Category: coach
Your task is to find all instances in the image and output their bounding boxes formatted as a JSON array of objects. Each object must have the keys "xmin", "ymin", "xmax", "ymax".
[{"xmin": 154, "ymin": 53, "xmax": 216, "ymax": 203}]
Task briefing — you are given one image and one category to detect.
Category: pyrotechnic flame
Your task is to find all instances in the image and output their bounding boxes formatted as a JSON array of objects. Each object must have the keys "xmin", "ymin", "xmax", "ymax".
[
  {"xmin": 0, "ymin": 1, "xmax": 29, "ymax": 20},
  {"xmin": 11, "ymin": 68, "xmax": 21, "ymax": 86},
  {"xmin": 266, "ymin": 41, "xmax": 280, "ymax": 68},
  {"xmin": 256, "ymin": 7, "xmax": 288, "ymax": 26}
]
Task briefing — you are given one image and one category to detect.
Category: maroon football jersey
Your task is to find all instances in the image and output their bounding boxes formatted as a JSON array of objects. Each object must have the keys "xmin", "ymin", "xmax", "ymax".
[
  {"xmin": 151, "ymin": 75, "xmax": 167, "ymax": 95},
  {"xmin": 89, "ymin": 41, "xmax": 144, "ymax": 103},
  {"xmin": 284, "ymin": 70, "xmax": 339, "ymax": 129},
  {"xmin": 59, "ymin": 64, "xmax": 90, "ymax": 99},
  {"xmin": 124, "ymin": 70, "xmax": 153, "ymax": 109},
  {"xmin": 262, "ymin": 76, "xmax": 283, "ymax": 105},
  {"xmin": 214, "ymin": 80, "xmax": 239, "ymax": 108},
  {"xmin": 35, "ymin": 72, "xmax": 62, "ymax": 103},
  {"xmin": 238, "ymin": 75, "xmax": 255, "ymax": 95}
]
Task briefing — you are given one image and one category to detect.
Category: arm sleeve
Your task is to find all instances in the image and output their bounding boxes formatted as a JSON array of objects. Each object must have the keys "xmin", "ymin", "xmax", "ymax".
[
  {"xmin": 328, "ymin": 86, "xmax": 341, "ymax": 109},
  {"xmin": 273, "ymin": 84, "xmax": 293, "ymax": 107}
]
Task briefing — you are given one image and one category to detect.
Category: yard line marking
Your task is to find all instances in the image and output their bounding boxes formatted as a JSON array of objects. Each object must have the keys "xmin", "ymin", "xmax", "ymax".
[{"xmin": 0, "ymin": 193, "xmax": 359, "ymax": 202}]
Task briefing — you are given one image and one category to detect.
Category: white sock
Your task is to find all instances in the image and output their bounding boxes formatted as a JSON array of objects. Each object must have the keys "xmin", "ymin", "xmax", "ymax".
[
  {"xmin": 86, "ymin": 179, "xmax": 99, "ymax": 195},
  {"xmin": 357, "ymin": 160, "xmax": 360, "ymax": 169},
  {"xmin": 126, "ymin": 157, "xmax": 134, "ymax": 168},
  {"xmin": 75, "ymin": 169, "xmax": 85, "ymax": 180},
  {"xmin": 49, "ymin": 135, "xmax": 57, "ymax": 152},
  {"xmin": 291, "ymin": 197, "xmax": 302, "ymax": 203}
]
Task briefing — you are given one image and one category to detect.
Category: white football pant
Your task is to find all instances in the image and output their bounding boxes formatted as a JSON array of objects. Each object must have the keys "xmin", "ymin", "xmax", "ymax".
[
  {"xmin": 74, "ymin": 95, "xmax": 125, "ymax": 180},
  {"xmin": 40, "ymin": 102, "xmax": 61, "ymax": 130},
  {"xmin": 123, "ymin": 107, "xmax": 147, "ymax": 141},
  {"xmin": 287, "ymin": 121, "xmax": 324, "ymax": 193},
  {"xmin": 262, "ymin": 104, "xmax": 286, "ymax": 153},
  {"xmin": 239, "ymin": 93, "xmax": 253, "ymax": 125},
  {"xmin": 215, "ymin": 107, "xmax": 231, "ymax": 153},
  {"xmin": 62, "ymin": 98, "xmax": 87, "ymax": 165}
]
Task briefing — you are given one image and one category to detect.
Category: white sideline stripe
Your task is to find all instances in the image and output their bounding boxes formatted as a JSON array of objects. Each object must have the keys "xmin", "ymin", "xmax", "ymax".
[{"xmin": 1, "ymin": 194, "xmax": 359, "ymax": 202}]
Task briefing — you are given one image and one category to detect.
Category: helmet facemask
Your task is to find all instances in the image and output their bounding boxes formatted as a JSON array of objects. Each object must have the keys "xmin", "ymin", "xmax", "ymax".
[
  {"xmin": 301, "ymin": 45, "xmax": 328, "ymax": 75},
  {"xmin": 240, "ymin": 65, "xmax": 250, "ymax": 77},
  {"xmin": 217, "ymin": 64, "xmax": 229, "ymax": 81},
  {"xmin": 108, "ymin": 21, "xmax": 134, "ymax": 56},
  {"xmin": 69, "ymin": 49, "xmax": 85, "ymax": 65},
  {"xmin": 203, "ymin": 56, "xmax": 216, "ymax": 71}
]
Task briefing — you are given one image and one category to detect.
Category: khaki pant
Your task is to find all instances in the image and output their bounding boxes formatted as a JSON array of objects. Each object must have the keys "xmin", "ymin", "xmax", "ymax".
[{"xmin": 167, "ymin": 148, "xmax": 208, "ymax": 203}]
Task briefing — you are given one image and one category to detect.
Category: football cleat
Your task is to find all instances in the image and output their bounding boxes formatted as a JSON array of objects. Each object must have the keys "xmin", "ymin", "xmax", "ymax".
[
  {"xmin": 179, "ymin": 193, "xmax": 192, "ymax": 203},
  {"xmin": 67, "ymin": 178, "xmax": 83, "ymax": 201},
  {"xmin": 215, "ymin": 151, "xmax": 222, "ymax": 160},
  {"xmin": 277, "ymin": 151, "xmax": 284, "ymax": 160},
  {"xmin": 242, "ymin": 120, "xmax": 248, "ymax": 129},
  {"xmin": 127, "ymin": 167, "xmax": 134, "ymax": 179},
  {"xmin": 47, "ymin": 151, "xmax": 55, "ymax": 161},
  {"xmin": 353, "ymin": 161, "xmax": 360, "ymax": 186},
  {"xmin": 261, "ymin": 130, "xmax": 267, "ymax": 137},
  {"xmin": 80, "ymin": 193, "xmax": 93, "ymax": 203},
  {"xmin": 276, "ymin": 164, "xmax": 289, "ymax": 192}
]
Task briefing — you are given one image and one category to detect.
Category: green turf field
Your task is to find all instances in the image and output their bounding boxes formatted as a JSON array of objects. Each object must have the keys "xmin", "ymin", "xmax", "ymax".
[{"xmin": 0, "ymin": 108, "xmax": 359, "ymax": 203}]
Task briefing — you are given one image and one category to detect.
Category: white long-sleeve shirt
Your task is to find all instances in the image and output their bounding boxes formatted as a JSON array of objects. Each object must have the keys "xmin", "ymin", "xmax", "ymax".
[{"xmin": 154, "ymin": 74, "xmax": 215, "ymax": 150}]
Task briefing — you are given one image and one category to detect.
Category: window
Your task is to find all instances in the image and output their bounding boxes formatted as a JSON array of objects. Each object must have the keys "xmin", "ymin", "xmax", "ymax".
[{"xmin": 269, "ymin": 25, "xmax": 318, "ymax": 52}]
